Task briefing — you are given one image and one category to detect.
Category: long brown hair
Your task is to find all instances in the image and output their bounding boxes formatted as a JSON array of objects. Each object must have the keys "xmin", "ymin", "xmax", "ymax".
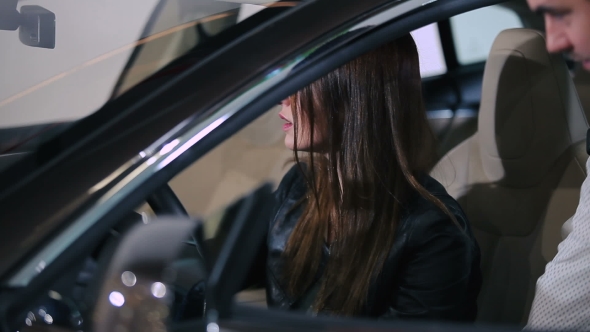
[{"xmin": 283, "ymin": 34, "xmax": 458, "ymax": 316}]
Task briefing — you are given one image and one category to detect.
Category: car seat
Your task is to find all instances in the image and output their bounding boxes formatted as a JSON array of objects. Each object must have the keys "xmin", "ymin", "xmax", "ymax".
[
  {"xmin": 431, "ymin": 28, "xmax": 589, "ymax": 326},
  {"xmin": 574, "ymin": 66, "xmax": 590, "ymax": 118}
]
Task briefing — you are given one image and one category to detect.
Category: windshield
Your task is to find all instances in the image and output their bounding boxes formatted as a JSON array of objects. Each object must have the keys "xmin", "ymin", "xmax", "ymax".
[{"xmin": 0, "ymin": 0, "xmax": 298, "ymax": 172}]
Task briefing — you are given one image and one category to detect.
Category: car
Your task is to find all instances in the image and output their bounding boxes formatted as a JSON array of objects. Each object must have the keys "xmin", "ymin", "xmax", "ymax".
[{"xmin": 0, "ymin": 0, "xmax": 586, "ymax": 331}]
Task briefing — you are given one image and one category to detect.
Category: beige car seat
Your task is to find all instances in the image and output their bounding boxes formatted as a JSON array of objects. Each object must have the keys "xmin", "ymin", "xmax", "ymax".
[
  {"xmin": 431, "ymin": 28, "xmax": 589, "ymax": 326},
  {"xmin": 574, "ymin": 66, "xmax": 590, "ymax": 118}
]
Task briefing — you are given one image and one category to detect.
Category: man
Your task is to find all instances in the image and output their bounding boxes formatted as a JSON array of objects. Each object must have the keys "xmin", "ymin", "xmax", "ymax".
[
  {"xmin": 526, "ymin": 0, "xmax": 590, "ymax": 330},
  {"xmin": 528, "ymin": 0, "xmax": 590, "ymax": 68}
]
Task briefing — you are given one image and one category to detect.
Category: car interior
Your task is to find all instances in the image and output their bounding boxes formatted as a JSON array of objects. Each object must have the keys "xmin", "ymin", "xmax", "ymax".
[
  {"xmin": 160, "ymin": 0, "xmax": 590, "ymax": 327},
  {"xmin": 432, "ymin": 28, "xmax": 588, "ymax": 325},
  {"xmin": 7, "ymin": 0, "xmax": 590, "ymax": 330}
]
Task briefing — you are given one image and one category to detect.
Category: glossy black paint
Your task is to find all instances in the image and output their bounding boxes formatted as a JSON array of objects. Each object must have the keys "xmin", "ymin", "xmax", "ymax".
[{"xmin": 174, "ymin": 306, "xmax": 526, "ymax": 332}]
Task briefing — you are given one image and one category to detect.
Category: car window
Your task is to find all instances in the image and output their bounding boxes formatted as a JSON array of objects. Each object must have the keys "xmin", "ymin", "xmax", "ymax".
[
  {"xmin": 170, "ymin": 105, "xmax": 289, "ymax": 217},
  {"xmin": 411, "ymin": 23, "xmax": 447, "ymax": 78},
  {"xmin": 165, "ymin": 106, "xmax": 298, "ymax": 313},
  {"xmin": 0, "ymin": 0, "xmax": 298, "ymax": 172},
  {"xmin": 13, "ymin": 105, "xmax": 285, "ymax": 330},
  {"xmin": 450, "ymin": 4, "xmax": 523, "ymax": 65}
]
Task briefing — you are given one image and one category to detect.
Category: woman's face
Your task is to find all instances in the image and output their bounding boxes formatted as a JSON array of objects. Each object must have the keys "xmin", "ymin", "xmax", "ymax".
[{"xmin": 279, "ymin": 97, "xmax": 324, "ymax": 151}]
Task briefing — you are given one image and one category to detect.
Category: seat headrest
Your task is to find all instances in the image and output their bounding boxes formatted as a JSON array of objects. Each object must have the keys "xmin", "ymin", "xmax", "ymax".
[{"xmin": 478, "ymin": 28, "xmax": 588, "ymax": 187}]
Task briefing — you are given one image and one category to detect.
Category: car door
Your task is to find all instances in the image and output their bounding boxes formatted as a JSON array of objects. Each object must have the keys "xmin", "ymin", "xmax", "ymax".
[
  {"xmin": 0, "ymin": 0, "xmax": 531, "ymax": 331},
  {"xmin": 0, "ymin": 0, "xmax": 419, "ymax": 329}
]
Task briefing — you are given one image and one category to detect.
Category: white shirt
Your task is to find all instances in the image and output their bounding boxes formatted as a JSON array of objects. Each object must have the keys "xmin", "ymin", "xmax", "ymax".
[{"xmin": 527, "ymin": 157, "xmax": 590, "ymax": 331}]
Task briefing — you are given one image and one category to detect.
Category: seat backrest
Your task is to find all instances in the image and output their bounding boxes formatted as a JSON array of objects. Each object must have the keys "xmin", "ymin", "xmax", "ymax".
[
  {"xmin": 431, "ymin": 28, "xmax": 589, "ymax": 326},
  {"xmin": 573, "ymin": 66, "xmax": 590, "ymax": 119}
]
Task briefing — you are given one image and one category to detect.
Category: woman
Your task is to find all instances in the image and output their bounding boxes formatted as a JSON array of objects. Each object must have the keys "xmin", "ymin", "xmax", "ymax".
[{"xmin": 259, "ymin": 33, "xmax": 481, "ymax": 321}]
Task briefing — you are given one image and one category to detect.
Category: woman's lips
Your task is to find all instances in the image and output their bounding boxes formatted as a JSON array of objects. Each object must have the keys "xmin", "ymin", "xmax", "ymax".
[{"xmin": 279, "ymin": 113, "xmax": 292, "ymax": 131}]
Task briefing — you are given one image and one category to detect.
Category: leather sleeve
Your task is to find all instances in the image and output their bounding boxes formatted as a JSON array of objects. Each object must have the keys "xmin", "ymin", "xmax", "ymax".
[{"xmin": 381, "ymin": 210, "xmax": 479, "ymax": 321}]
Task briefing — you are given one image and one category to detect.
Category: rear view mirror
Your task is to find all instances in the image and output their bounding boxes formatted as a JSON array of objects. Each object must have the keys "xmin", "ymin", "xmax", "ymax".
[
  {"xmin": 19, "ymin": 6, "xmax": 55, "ymax": 49},
  {"xmin": 0, "ymin": 3, "xmax": 55, "ymax": 49}
]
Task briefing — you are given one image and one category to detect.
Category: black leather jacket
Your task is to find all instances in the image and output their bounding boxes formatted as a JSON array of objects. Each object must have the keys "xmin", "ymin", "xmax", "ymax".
[{"xmin": 248, "ymin": 165, "xmax": 481, "ymax": 321}]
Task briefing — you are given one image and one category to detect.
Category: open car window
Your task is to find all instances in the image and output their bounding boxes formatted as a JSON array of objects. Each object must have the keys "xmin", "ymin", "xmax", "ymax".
[
  {"xmin": 412, "ymin": 23, "xmax": 447, "ymax": 78},
  {"xmin": 450, "ymin": 4, "xmax": 523, "ymax": 65}
]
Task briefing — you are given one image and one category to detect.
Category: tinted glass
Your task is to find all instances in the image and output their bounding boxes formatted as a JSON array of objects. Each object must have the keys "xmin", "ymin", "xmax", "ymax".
[
  {"xmin": 450, "ymin": 5, "xmax": 523, "ymax": 65},
  {"xmin": 0, "ymin": 0, "xmax": 298, "ymax": 172},
  {"xmin": 411, "ymin": 23, "xmax": 447, "ymax": 77}
]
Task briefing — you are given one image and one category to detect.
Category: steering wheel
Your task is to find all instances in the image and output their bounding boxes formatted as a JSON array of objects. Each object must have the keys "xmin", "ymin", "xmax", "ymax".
[
  {"xmin": 82, "ymin": 184, "xmax": 208, "ymax": 325},
  {"xmin": 14, "ymin": 184, "xmax": 206, "ymax": 331},
  {"xmin": 146, "ymin": 184, "xmax": 209, "ymax": 321},
  {"xmin": 146, "ymin": 183, "xmax": 189, "ymax": 216},
  {"xmin": 147, "ymin": 184, "xmax": 207, "ymax": 256}
]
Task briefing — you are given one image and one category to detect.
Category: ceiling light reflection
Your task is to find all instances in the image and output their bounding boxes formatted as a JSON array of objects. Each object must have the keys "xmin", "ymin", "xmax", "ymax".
[
  {"xmin": 159, "ymin": 139, "xmax": 180, "ymax": 155},
  {"xmin": 109, "ymin": 291, "xmax": 125, "ymax": 307},
  {"xmin": 150, "ymin": 282, "xmax": 166, "ymax": 298},
  {"xmin": 121, "ymin": 271, "xmax": 137, "ymax": 287},
  {"xmin": 207, "ymin": 322, "xmax": 220, "ymax": 332},
  {"xmin": 48, "ymin": 290, "xmax": 62, "ymax": 300}
]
